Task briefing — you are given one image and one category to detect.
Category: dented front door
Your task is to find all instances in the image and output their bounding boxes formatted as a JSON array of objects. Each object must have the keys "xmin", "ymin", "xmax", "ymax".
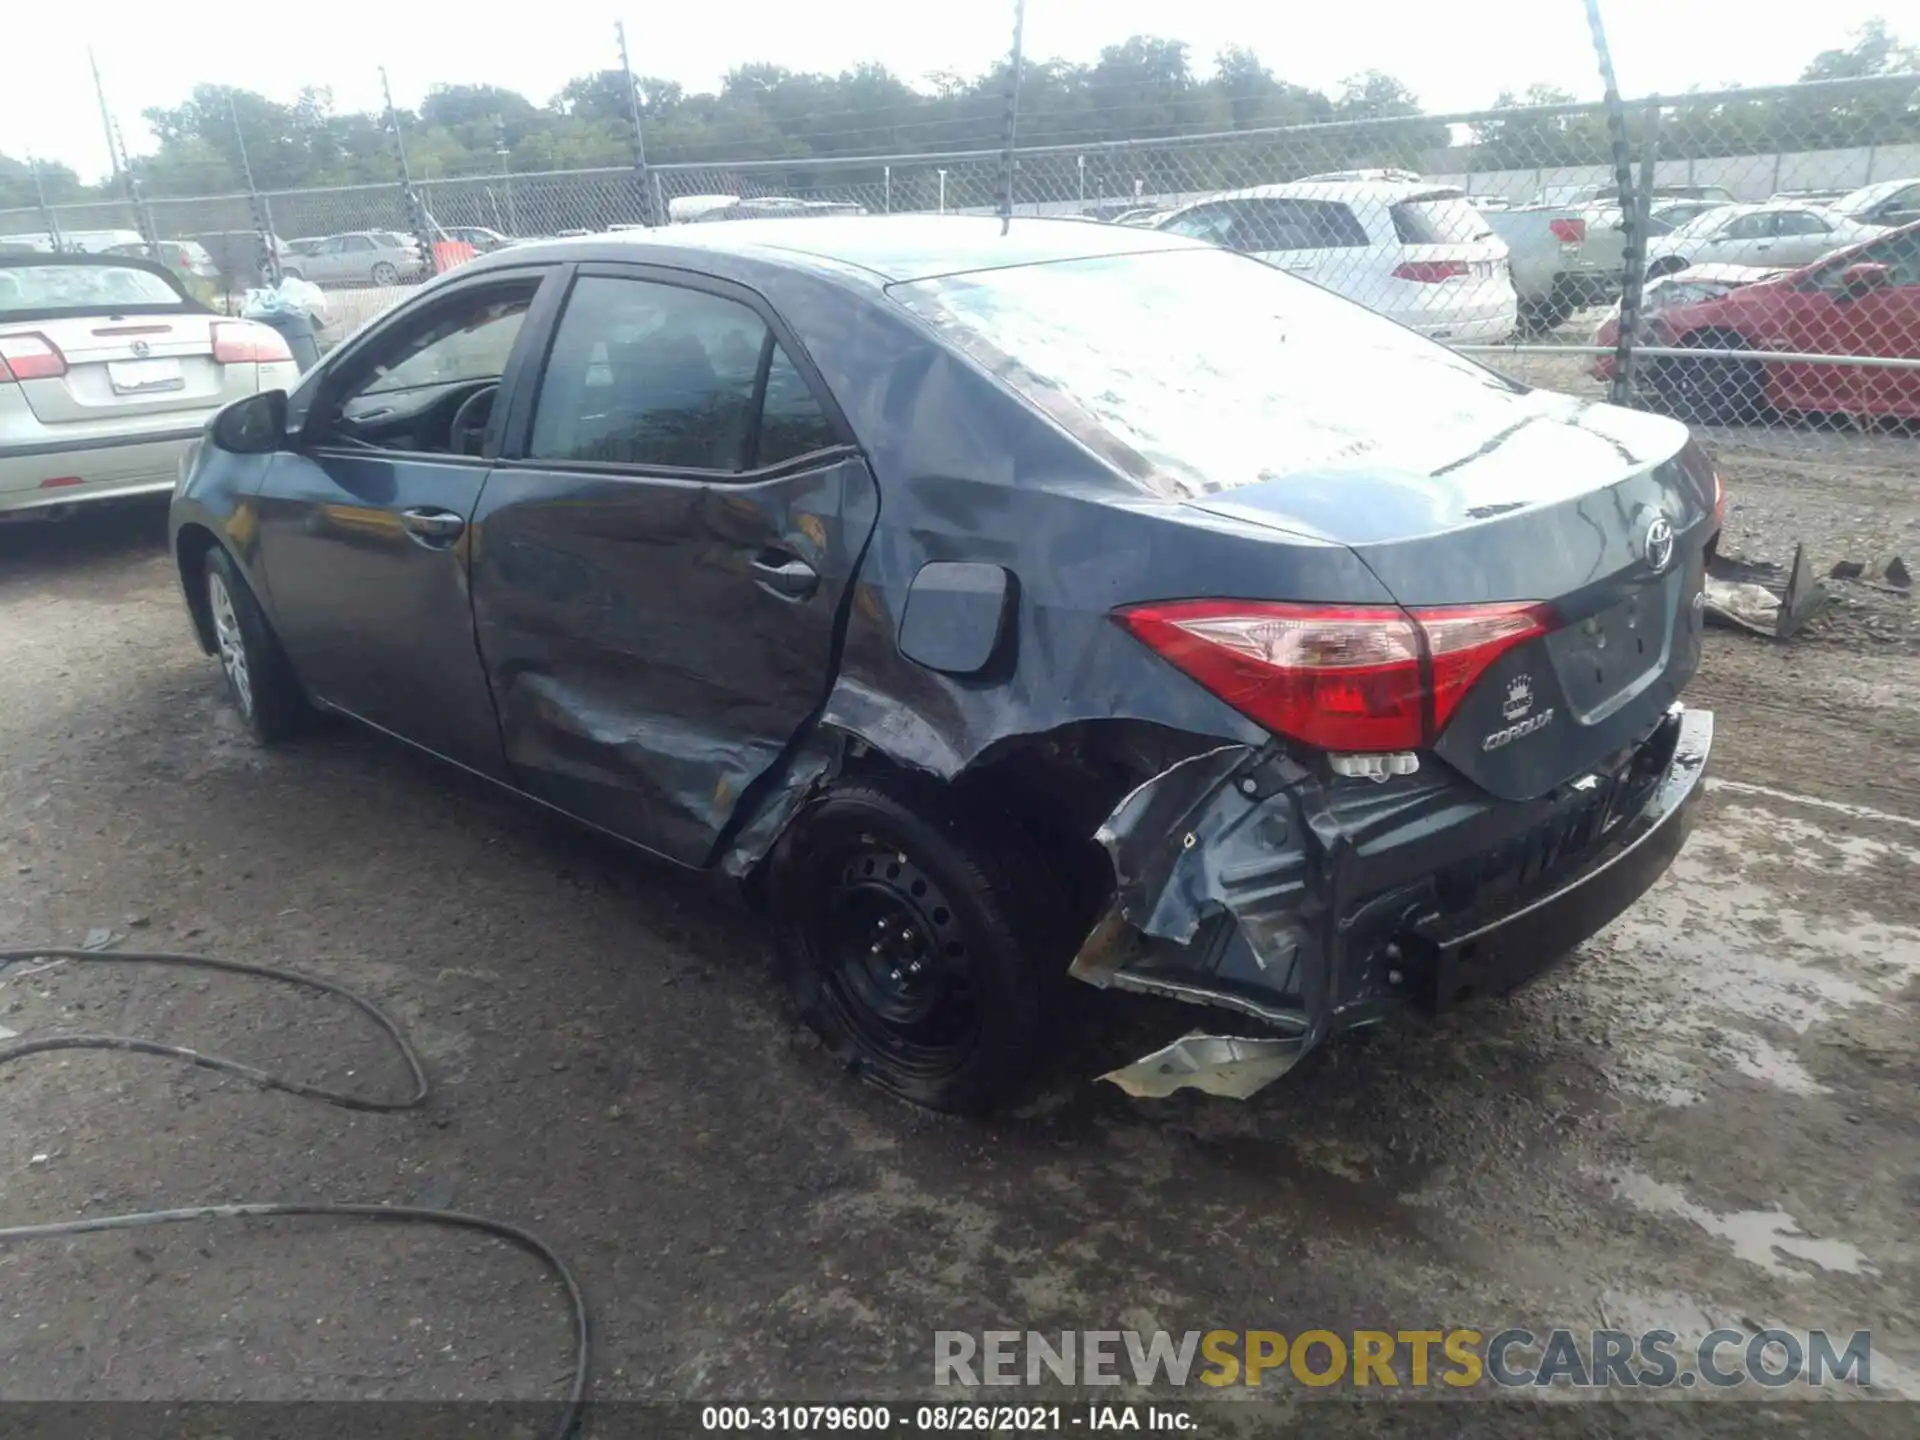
[{"xmin": 468, "ymin": 267, "xmax": 878, "ymax": 867}]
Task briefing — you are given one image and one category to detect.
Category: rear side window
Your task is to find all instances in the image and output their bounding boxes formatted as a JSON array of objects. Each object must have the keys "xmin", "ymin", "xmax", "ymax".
[
  {"xmin": 890, "ymin": 248, "xmax": 1531, "ymax": 502},
  {"xmin": 1235, "ymin": 199, "xmax": 1370, "ymax": 250},
  {"xmin": 529, "ymin": 275, "xmax": 835, "ymax": 472},
  {"xmin": 1390, "ymin": 194, "xmax": 1494, "ymax": 245},
  {"xmin": 757, "ymin": 348, "xmax": 838, "ymax": 464}
]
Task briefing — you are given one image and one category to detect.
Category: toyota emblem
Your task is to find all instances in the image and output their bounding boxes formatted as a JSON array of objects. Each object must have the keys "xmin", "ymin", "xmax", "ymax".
[
  {"xmin": 1643, "ymin": 514, "xmax": 1675, "ymax": 575},
  {"xmin": 131, "ymin": 339, "xmax": 151, "ymax": 358}
]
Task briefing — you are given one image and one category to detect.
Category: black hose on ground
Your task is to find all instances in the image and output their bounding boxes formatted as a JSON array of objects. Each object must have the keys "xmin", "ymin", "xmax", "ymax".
[{"xmin": 0, "ymin": 946, "xmax": 589, "ymax": 1440}]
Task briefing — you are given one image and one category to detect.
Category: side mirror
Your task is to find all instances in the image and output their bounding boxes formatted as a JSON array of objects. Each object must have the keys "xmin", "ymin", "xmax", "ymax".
[
  {"xmin": 1839, "ymin": 262, "xmax": 1890, "ymax": 298},
  {"xmin": 211, "ymin": 389, "xmax": 290, "ymax": 454}
]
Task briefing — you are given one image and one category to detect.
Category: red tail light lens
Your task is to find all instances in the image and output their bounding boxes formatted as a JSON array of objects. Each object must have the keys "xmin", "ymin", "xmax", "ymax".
[
  {"xmin": 1116, "ymin": 599, "xmax": 1551, "ymax": 753},
  {"xmin": 0, "ymin": 333, "xmax": 68, "ymax": 381},
  {"xmin": 1392, "ymin": 260, "xmax": 1470, "ymax": 283},
  {"xmin": 1549, "ymin": 217, "xmax": 1587, "ymax": 244},
  {"xmin": 212, "ymin": 320, "xmax": 294, "ymax": 365}
]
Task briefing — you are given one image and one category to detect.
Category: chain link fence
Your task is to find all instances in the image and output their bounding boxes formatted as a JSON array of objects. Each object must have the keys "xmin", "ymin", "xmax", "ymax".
[{"xmin": 4, "ymin": 75, "xmax": 1915, "ymax": 461}]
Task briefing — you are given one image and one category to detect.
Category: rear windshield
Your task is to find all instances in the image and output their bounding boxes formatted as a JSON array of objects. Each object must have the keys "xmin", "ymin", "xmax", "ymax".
[
  {"xmin": 889, "ymin": 247, "xmax": 1524, "ymax": 501},
  {"xmin": 1390, "ymin": 193, "xmax": 1493, "ymax": 244},
  {"xmin": 0, "ymin": 262, "xmax": 187, "ymax": 320}
]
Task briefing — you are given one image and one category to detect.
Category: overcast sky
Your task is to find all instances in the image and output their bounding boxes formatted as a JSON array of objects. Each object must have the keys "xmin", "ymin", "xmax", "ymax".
[{"xmin": 3, "ymin": 0, "xmax": 1902, "ymax": 180}]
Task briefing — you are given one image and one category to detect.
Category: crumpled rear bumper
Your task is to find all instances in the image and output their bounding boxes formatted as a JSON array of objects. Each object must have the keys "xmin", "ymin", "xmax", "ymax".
[{"xmin": 1073, "ymin": 705, "xmax": 1712, "ymax": 1098}]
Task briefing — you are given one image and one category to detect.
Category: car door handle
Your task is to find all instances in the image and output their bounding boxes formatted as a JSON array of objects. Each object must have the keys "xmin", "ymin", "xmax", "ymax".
[
  {"xmin": 400, "ymin": 507, "xmax": 466, "ymax": 543},
  {"xmin": 750, "ymin": 552, "xmax": 819, "ymax": 600}
]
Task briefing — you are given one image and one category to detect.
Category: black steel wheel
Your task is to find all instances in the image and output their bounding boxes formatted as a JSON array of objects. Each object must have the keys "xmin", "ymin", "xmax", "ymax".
[{"xmin": 768, "ymin": 774, "xmax": 1052, "ymax": 1114}]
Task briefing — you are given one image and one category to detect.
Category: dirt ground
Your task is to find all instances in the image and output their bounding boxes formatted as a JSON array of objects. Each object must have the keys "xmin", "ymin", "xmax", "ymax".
[{"xmin": 0, "ymin": 432, "xmax": 1915, "ymax": 1432}]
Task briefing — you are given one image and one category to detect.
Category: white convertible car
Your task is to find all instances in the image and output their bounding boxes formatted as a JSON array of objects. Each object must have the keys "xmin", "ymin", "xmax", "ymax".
[{"xmin": 1, "ymin": 252, "xmax": 299, "ymax": 519}]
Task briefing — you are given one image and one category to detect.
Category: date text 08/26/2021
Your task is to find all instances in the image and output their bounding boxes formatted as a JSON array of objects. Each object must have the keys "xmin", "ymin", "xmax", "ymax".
[{"xmin": 701, "ymin": 1406, "xmax": 1193, "ymax": 1432}]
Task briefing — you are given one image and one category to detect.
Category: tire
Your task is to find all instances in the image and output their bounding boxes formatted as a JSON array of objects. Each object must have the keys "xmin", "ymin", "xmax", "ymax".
[
  {"xmin": 370, "ymin": 261, "xmax": 400, "ymax": 286},
  {"xmin": 1519, "ymin": 290, "xmax": 1575, "ymax": 335},
  {"xmin": 204, "ymin": 546, "xmax": 305, "ymax": 745},
  {"xmin": 1645, "ymin": 257, "xmax": 1688, "ymax": 281},
  {"xmin": 1646, "ymin": 339, "xmax": 1764, "ymax": 426},
  {"xmin": 767, "ymin": 773, "xmax": 1056, "ymax": 1115}
]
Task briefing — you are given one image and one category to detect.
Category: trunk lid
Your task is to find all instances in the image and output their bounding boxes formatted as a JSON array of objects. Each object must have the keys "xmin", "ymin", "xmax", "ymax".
[
  {"xmin": 1186, "ymin": 392, "xmax": 1713, "ymax": 800},
  {"xmin": 5, "ymin": 314, "xmax": 239, "ymax": 425}
]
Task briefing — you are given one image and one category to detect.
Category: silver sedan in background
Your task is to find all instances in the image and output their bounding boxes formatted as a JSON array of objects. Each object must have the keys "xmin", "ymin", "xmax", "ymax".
[
  {"xmin": 0, "ymin": 253, "xmax": 298, "ymax": 519},
  {"xmin": 283, "ymin": 231, "xmax": 426, "ymax": 287}
]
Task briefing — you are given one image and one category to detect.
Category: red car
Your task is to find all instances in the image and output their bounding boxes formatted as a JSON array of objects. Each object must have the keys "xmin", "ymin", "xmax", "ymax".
[{"xmin": 1590, "ymin": 219, "xmax": 1920, "ymax": 422}]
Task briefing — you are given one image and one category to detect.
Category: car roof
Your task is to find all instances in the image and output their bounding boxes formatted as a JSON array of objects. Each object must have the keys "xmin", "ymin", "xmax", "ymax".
[
  {"xmin": 480, "ymin": 214, "xmax": 1206, "ymax": 284},
  {"xmin": 1176, "ymin": 178, "xmax": 1455, "ymax": 207}
]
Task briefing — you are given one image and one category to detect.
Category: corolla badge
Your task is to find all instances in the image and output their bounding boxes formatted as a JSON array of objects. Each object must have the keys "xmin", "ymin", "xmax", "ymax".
[{"xmin": 1643, "ymin": 514, "xmax": 1675, "ymax": 575}]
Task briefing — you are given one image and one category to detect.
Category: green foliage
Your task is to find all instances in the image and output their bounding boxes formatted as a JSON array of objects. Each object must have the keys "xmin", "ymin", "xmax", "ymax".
[{"xmin": 0, "ymin": 19, "xmax": 1911, "ymax": 213}]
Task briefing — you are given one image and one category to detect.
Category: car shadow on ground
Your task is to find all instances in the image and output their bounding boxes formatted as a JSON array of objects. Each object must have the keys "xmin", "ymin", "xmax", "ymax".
[{"xmin": 0, "ymin": 500, "xmax": 171, "ymax": 581}]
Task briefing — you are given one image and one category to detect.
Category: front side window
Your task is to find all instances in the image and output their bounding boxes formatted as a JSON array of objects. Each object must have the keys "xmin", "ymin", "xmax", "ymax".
[
  {"xmin": 1719, "ymin": 214, "xmax": 1773, "ymax": 241},
  {"xmin": 1772, "ymin": 211, "xmax": 1831, "ymax": 237},
  {"xmin": 350, "ymin": 288, "xmax": 533, "ymax": 400},
  {"xmin": 1159, "ymin": 204, "xmax": 1236, "ymax": 246}
]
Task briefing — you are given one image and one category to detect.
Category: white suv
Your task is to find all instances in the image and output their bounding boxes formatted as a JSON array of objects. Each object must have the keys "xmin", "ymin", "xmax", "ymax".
[{"xmin": 1155, "ymin": 175, "xmax": 1517, "ymax": 343}]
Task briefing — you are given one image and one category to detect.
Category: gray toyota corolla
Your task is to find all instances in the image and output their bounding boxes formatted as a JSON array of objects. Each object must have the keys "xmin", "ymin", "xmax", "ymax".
[{"xmin": 170, "ymin": 216, "xmax": 1715, "ymax": 1113}]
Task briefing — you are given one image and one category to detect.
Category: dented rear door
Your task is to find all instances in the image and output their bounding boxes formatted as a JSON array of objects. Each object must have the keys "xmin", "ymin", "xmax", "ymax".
[{"xmin": 470, "ymin": 266, "xmax": 877, "ymax": 868}]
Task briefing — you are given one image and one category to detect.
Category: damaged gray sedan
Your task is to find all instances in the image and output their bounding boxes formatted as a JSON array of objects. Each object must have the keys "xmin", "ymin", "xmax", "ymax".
[{"xmin": 169, "ymin": 217, "xmax": 1717, "ymax": 1113}]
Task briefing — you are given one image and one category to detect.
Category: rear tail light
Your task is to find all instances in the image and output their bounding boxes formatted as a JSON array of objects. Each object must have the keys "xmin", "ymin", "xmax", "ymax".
[
  {"xmin": 212, "ymin": 320, "xmax": 294, "ymax": 365},
  {"xmin": 0, "ymin": 333, "xmax": 68, "ymax": 382},
  {"xmin": 1115, "ymin": 599, "xmax": 1552, "ymax": 753},
  {"xmin": 1392, "ymin": 260, "xmax": 1470, "ymax": 283},
  {"xmin": 1549, "ymin": 217, "xmax": 1587, "ymax": 244}
]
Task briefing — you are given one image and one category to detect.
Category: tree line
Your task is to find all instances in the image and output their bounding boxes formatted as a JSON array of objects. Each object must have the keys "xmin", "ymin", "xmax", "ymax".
[{"xmin": 2, "ymin": 20, "xmax": 1913, "ymax": 214}]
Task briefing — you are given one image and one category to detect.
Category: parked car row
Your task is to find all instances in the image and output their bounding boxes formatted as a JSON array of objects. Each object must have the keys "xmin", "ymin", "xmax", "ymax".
[
  {"xmin": 1591, "ymin": 220, "xmax": 1920, "ymax": 423},
  {"xmin": 1151, "ymin": 173, "xmax": 1519, "ymax": 342}
]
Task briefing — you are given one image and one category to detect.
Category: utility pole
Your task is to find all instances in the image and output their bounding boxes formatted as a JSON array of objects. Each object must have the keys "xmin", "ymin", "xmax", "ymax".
[
  {"xmin": 28, "ymin": 158, "xmax": 63, "ymax": 252},
  {"xmin": 616, "ymin": 20, "xmax": 661, "ymax": 226},
  {"xmin": 381, "ymin": 66, "xmax": 438, "ymax": 280},
  {"xmin": 495, "ymin": 116, "xmax": 518, "ymax": 235},
  {"xmin": 996, "ymin": 0, "xmax": 1028, "ymax": 231},
  {"xmin": 229, "ymin": 93, "xmax": 283, "ymax": 288},
  {"xmin": 90, "ymin": 48, "xmax": 157, "ymax": 249}
]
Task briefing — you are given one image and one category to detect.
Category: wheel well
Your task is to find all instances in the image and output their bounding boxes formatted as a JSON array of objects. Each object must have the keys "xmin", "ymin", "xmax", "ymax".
[
  {"xmin": 1646, "ymin": 256, "xmax": 1688, "ymax": 278},
  {"xmin": 837, "ymin": 720, "xmax": 1225, "ymax": 941},
  {"xmin": 1675, "ymin": 326, "xmax": 1752, "ymax": 354},
  {"xmin": 175, "ymin": 523, "xmax": 221, "ymax": 654}
]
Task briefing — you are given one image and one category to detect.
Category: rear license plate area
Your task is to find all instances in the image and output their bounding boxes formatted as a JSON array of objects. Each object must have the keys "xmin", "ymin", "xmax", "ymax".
[
  {"xmin": 1552, "ymin": 583, "xmax": 1672, "ymax": 715},
  {"xmin": 107, "ymin": 358, "xmax": 185, "ymax": 394}
]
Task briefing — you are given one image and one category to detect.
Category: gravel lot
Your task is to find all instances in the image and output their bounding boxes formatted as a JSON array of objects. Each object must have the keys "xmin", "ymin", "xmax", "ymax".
[{"xmin": 0, "ymin": 423, "xmax": 1914, "ymax": 1430}]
